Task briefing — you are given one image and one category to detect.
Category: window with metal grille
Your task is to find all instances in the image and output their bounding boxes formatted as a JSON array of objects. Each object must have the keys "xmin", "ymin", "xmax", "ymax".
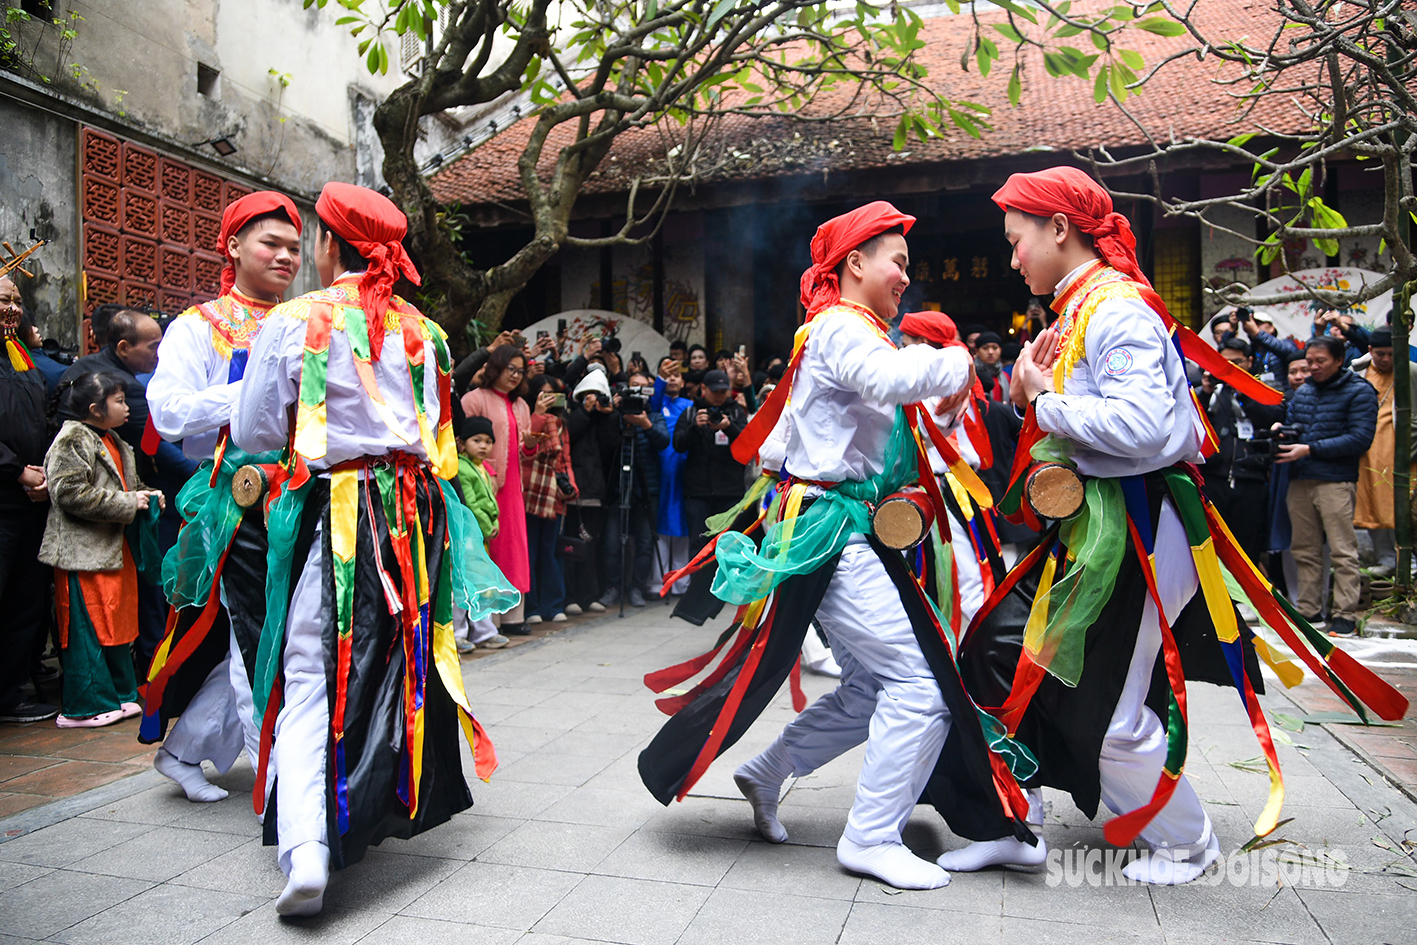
[
  {"xmin": 1152, "ymin": 227, "xmax": 1201, "ymax": 329},
  {"xmin": 80, "ymin": 126, "xmax": 253, "ymax": 347}
]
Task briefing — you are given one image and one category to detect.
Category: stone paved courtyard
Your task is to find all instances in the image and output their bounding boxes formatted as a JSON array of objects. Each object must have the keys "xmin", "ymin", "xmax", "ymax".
[{"xmin": 1, "ymin": 605, "xmax": 1415, "ymax": 944}]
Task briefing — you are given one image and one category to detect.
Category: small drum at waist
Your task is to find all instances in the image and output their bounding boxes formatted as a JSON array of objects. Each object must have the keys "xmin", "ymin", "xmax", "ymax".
[
  {"xmin": 231, "ymin": 464, "xmax": 274, "ymax": 509},
  {"xmin": 871, "ymin": 489, "xmax": 937, "ymax": 550},
  {"xmin": 1024, "ymin": 462, "xmax": 1086, "ymax": 521}
]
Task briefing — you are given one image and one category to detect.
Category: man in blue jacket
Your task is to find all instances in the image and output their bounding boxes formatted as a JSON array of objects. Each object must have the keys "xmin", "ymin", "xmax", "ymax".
[{"xmin": 1277, "ymin": 335, "xmax": 1378, "ymax": 637}]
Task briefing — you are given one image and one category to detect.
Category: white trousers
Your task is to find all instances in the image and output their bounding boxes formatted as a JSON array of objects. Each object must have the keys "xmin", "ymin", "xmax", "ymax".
[
  {"xmin": 1098, "ymin": 498, "xmax": 1209, "ymax": 850},
  {"xmin": 774, "ymin": 541, "xmax": 950, "ymax": 847},
  {"xmin": 163, "ymin": 626, "xmax": 258, "ymax": 773},
  {"xmin": 655, "ymin": 535, "xmax": 691, "ymax": 595},
  {"xmin": 273, "ymin": 527, "xmax": 329, "ymax": 875}
]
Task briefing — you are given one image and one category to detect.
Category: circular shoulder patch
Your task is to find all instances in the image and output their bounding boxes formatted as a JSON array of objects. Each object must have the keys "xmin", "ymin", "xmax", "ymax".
[{"xmin": 1103, "ymin": 347, "xmax": 1134, "ymax": 377}]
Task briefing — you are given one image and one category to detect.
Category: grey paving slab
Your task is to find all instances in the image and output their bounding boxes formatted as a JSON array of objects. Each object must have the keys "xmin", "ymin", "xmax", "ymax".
[
  {"xmin": 476, "ymin": 687, "xmax": 561, "ymax": 708},
  {"xmin": 476, "ymin": 819, "xmax": 634, "ymax": 872},
  {"xmin": 4, "ymin": 605, "xmax": 1414, "ymax": 945},
  {"xmin": 639, "ymin": 795, "xmax": 763, "ymax": 842},
  {"xmin": 164, "ymin": 794, "xmax": 266, "ymax": 837},
  {"xmin": 0, "ymin": 860, "xmax": 52, "ymax": 895},
  {"xmin": 998, "ymin": 915, "xmax": 1167, "ymax": 944},
  {"xmin": 484, "ymin": 724, "xmax": 570, "ymax": 755},
  {"xmin": 532, "ymin": 874, "xmax": 711, "ymax": 945},
  {"xmin": 718, "ymin": 839, "xmax": 863, "ymax": 900},
  {"xmin": 0, "ymin": 817, "xmax": 153, "ymax": 868},
  {"xmin": 357, "ymin": 915, "xmax": 521, "ymax": 945},
  {"xmin": 197, "ymin": 902, "xmax": 393, "ymax": 945},
  {"xmin": 533, "ymin": 786, "xmax": 668, "ymax": 831},
  {"xmin": 1295, "ymin": 887, "xmax": 1417, "ymax": 945},
  {"xmin": 66, "ymin": 825, "xmax": 249, "ymax": 882},
  {"xmin": 853, "ymin": 866, "xmax": 1005, "ymax": 913},
  {"xmin": 464, "ymin": 778, "xmax": 575, "ymax": 821},
  {"xmin": 0, "ymin": 869, "xmax": 153, "ymax": 939},
  {"xmin": 402, "ymin": 862, "xmax": 585, "ymax": 931},
  {"xmin": 379, "ymin": 812, "xmax": 523, "ymax": 861},
  {"xmin": 838, "ymin": 900, "xmax": 1002, "ymax": 943},
  {"xmin": 76, "ymin": 784, "xmax": 194, "ymax": 827},
  {"xmin": 1148, "ymin": 882, "xmax": 1327, "ymax": 944},
  {"xmin": 676, "ymin": 887, "xmax": 852, "ymax": 945},
  {"xmin": 319, "ymin": 850, "xmax": 462, "ymax": 914},
  {"xmin": 168, "ymin": 837, "xmax": 286, "ymax": 898},
  {"xmin": 539, "ymin": 729, "xmax": 647, "ymax": 760},
  {"xmin": 48, "ymin": 882, "xmax": 262, "ymax": 945},
  {"xmin": 1002, "ymin": 868, "xmax": 1160, "ymax": 933},
  {"xmin": 595, "ymin": 830, "xmax": 748, "ymax": 886}
]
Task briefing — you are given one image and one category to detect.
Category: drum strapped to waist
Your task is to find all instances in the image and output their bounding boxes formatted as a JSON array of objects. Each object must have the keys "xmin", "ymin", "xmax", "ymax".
[
  {"xmin": 231, "ymin": 464, "xmax": 279, "ymax": 509},
  {"xmin": 871, "ymin": 488, "xmax": 936, "ymax": 550},
  {"xmin": 1023, "ymin": 462, "xmax": 1086, "ymax": 521}
]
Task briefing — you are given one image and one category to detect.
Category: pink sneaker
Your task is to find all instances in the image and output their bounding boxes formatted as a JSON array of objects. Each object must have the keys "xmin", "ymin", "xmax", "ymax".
[
  {"xmin": 120, "ymin": 702, "xmax": 142, "ymax": 719},
  {"xmin": 56, "ymin": 709, "xmax": 125, "ymax": 729}
]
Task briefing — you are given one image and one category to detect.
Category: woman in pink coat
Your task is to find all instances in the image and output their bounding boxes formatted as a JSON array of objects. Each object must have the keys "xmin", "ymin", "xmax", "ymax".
[{"xmin": 461, "ymin": 345, "xmax": 534, "ymax": 632}]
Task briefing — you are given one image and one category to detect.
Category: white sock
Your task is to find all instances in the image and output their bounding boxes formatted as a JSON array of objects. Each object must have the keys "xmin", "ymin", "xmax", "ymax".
[
  {"xmin": 838, "ymin": 837, "xmax": 950, "ymax": 890},
  {"xmin": 734, "ymin": 741, "xmax": 793, "ymax": 843},
  {"xmin": 154, "ymin": 748, "xmax": 228, "ymax": 803},
  {"xmin": 1122, "ymin": 822, "xmax": 1221, "ymax": 886},
  {"xmin": 936, "ymin": 836, "xmax": 1047, "ymax": 872},
  {"xmin": 276, "ymin": 841, "xmax": 330, "ymax": 916}
]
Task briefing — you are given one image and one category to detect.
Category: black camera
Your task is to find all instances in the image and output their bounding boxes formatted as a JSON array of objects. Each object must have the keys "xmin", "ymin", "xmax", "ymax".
[
  {"xmin": 1248, "ymin": 424, "xmax": 1302, "ymax": 458},
  {"xmin": 613, "ymin": 384, "xmax": 652, "ymax": 414},
  {"xmin": 1235, "ymin": 306, "xmax": 1254, "ymax": 323},
  {"xmin": 707, "ymin": 407, "xmax": 724, "ymax": 426}
]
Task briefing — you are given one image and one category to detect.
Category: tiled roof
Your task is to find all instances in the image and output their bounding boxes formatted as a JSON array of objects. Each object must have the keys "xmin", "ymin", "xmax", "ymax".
[{"xmin": 430, "ymin": 0, "xmax": 1303, "ymax": 209}]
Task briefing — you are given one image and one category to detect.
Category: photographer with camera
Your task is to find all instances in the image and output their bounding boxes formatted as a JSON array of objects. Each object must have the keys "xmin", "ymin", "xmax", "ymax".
[
  {"xmin": 673, "ymin": 368, "xmax": 748, "ymax": 554},
  {"xmin": 1197, "ymin": 338, "xmax": 1286, "ymax": 563},
  {"xmin": 599, "ymin": 371, "xmax": 670, "ymax": 609},
  {"xmin": 1230, "ymin": 306, "xmax": 1298, "ymax": 382},
  {"xmin": 1278, "ymin": 335, "xmax": 1378, "ymax": 636}
]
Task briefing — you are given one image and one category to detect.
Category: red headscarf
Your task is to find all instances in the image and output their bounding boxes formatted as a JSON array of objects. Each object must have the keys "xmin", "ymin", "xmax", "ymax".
[
  {"xmin": 315, "ymin": 182, "xmax": 421, "ymax": 360},
  {"xmin": 991, "ymin": 167, "xmax": 1149, "ymax": 288},
  {"xmin": 898, "ymin": 310, "xmax": 966, "ymax": 350},
  {"xmin": 218, "ymin": 191, "xmax": 302, "ymax": 296},
  {"xmin": 799, "ymin": 201, "xmax": 916, "ymax": 319}
]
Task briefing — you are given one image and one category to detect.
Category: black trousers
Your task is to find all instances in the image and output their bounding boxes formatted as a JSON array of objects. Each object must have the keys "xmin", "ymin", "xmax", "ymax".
[
  {"xmin": 0, "ymin": 505, "xmax": 50, "ymax": 707},
  {"xmin": 602, "ymin": 499, "xmax": 656, "ymax": 592},
  {"xmin": 563, "ymin": 504, "xmax": 607, "ymax": 607},
  {"xmin": 684, "ymin": 495, "xmax": 739, "ymax": 555}
]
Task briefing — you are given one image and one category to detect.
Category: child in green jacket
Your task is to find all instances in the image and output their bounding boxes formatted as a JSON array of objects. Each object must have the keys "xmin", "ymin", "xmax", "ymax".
[
  {"xmin": 454, "ymin": 416, "xmax": 509, "ymax": 653},
  {"xmin": 457, "ymin": 416, "xmax": 499, "ymax": 543}
]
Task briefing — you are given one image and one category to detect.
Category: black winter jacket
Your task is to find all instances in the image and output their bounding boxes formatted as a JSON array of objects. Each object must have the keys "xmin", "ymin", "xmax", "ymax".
[
  {"xmin": 565, "ymin": 404, "xmax": 619, "ymax": 503},
  {"xmin": 0, "ymin": 361, "xmax": 49, "ymax": 510},
  {"xmin": 1284, "ymin": 369, "xmax": 1378, "ymax": 482},
  {"xmin": 673, "ymin": 398, "xmax": 748, "ymax": 498}
]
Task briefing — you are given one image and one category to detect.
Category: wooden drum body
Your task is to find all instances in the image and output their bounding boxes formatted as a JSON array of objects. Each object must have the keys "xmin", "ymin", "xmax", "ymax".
[
  {"xmin": 1024, "ymin": 462, "xmax": 1086, "ymax": 521},
  {"xmin": 871, "ymin": 489, "xmax": 936, "ymax": 550},
  {"xmin": 231, "ymin": 464, "xmax": 272, "ymax": 510}
]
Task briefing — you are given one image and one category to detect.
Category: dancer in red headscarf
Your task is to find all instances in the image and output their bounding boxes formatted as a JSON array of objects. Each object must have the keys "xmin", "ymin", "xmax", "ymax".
[
  {"xmin": 142, "ymin": 192, "xmax": 303, "ymax": 804},
  {"xmin": 639, "ymin": 202, "xmax": 1041, "ymax": 891},
  {"xmin": 938, "ymin": 167, "xmax": 1405, "ymax": 884},
  {"xmin": 231, "ymin": 182, "xmax": 516, "ymax": 915}
]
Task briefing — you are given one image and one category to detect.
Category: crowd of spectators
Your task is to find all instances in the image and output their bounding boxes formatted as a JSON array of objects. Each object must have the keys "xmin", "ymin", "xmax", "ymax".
[
  {"xmin": 1202, "ymin": 306, "xmax": 1404, "ymax": 637},
  {"xmin": 450, "ymin": 329, "xmax": 766, "ymax": 639}
]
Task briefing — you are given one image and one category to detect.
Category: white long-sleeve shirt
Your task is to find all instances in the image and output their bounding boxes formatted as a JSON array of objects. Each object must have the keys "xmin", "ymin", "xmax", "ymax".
[
  {"xmin": 781, "ymin": 301, "xmax": 974, "ymax": 483},
  {"xmin": 1032, "ymin": 262, "xmax": 1204, "ymax": 478},
  {"xmin": 147, "ymin": 292, "xmax": 275, "ymax": 460},
  {"xmin": 232, "ymin": 277, "xmax": 448, "ymax": 472}
]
